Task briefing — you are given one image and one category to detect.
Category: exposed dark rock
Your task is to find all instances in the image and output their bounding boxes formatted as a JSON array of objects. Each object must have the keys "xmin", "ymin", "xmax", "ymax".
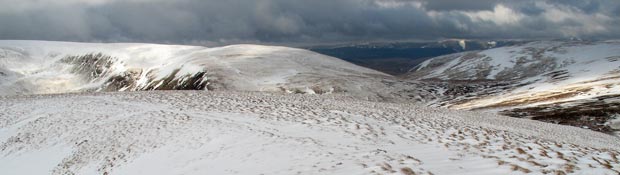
[
  {"xmin": 607, "ymin": 56, "xmax": 620, "ymax": 62},
  {"xmin": 544, "ymin": 70, "xmax": 570, "ymax": 83},
  {"xmin": 142, "ymin": 68, "xmax": 210, "ymax": 91},
  {"xmin": 58, "ymin": 53, "xmax": 214, "ymax": 92},
  {"xmin": 60, "ymin": 53, "xmax": 116, "ymax": 80},
  {"xmin": 100, "ymin": 69, "xmax": 142, "ymax": 91}
]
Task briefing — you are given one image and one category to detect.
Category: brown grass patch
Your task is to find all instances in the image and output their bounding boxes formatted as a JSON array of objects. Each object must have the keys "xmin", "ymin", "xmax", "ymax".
[
  {"xmin": 510, "ymin": 164, "xmax": 532, "ymax": 173},
  {"xmin": 400, "ymin": 167, "xmax": 417, "ymax": 175}
]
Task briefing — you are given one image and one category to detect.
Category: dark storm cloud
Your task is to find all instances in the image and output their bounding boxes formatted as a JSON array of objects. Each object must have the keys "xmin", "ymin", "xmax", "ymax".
[
  {"xmin": 547, "ymin": 0, "xmax": 601, "ymax": 14},
  {"xmin": 417, "ymin": 0, "xmax": 501, "ymax": 11},
  {"xmin": 0, "ymin": 0, "xmax": 619, "ymax": 45}
]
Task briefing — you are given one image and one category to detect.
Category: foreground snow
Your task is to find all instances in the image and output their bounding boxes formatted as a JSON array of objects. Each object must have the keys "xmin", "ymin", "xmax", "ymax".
[{"xmin": 1, "ymin": 91, "xmax": 618, "ymax": 175}]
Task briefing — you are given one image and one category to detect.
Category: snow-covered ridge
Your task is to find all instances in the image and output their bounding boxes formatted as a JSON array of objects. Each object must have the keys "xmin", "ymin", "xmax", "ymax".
[
  {"xmin": 411, "ymin": 41, "xmax": 620, "ymax": 82},
  {"xmin": 1, "ymin": 91, "xmax": 618, "ymax": 175},
  {"xmin": 0, "ymin": 40, "xmax": 390, "ymax": 97},
  {"xmin": 402, "ymin": 41, "xmax": 620, "ymax": 134},
  {"xmin": 407, "ymin": 41, "xmax": 620, "ymax": 109}
]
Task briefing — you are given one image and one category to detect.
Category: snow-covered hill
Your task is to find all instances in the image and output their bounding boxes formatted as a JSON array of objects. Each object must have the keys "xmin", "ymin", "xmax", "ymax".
[
  {"xmin": 409, "ymin": 41, "xmax": 620, "ymax": 82},
  {"xmin": 1, "ymin": 91, "xmax": 619, "ymax": 175},
  {"xmin": 408, "ymin": 41, "xmax": 620, "ymax": 107},
  {"xmin": 401, "ymin": 41, "xmax": 620, "ymax": 134},
  {"xmin": 0, "ymin": 40, "xmax": 390, "ymax": 99}
]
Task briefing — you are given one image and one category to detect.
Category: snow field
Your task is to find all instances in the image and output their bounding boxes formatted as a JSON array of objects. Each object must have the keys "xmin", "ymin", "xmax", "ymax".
[{"xmin": 0, "ymin": 91, "xmax": 618, "ymax": 175}]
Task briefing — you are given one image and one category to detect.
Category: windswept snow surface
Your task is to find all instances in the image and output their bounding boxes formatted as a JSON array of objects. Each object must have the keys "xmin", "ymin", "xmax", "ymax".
[
  {"xmin": 0, "ymin": 40, "xmax": 389, "ymax": 99},
  {"xmin": 1, "ymin": 91, "xmax": 619, "ymax": 175}
]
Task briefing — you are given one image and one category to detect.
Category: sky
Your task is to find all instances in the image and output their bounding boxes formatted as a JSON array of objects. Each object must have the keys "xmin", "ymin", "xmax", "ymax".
[{"xmin": 0, "ymin": 0, "xmax": 619, "ymax": 45}]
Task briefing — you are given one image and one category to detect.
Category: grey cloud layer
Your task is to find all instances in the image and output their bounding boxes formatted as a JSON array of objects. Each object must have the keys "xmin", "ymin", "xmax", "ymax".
[{"xmin": 0, "ymin": 0, "xmax": 618, "ymax": 44}]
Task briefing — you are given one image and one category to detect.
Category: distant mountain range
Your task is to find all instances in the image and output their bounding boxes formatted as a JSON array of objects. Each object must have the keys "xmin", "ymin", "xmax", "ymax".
[{"xmin": 308, "ymin": 40, "xmax": 528, "ymax": 75}]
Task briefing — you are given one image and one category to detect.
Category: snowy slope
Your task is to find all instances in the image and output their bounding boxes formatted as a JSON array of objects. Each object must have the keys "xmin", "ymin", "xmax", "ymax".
[
  {"xmin": 410, "ymin": 41, "xmax": 620, "ymax": 81},
  {"xmin": 400, "ymin": 41, "xmax": 620, "ymax": 134},
  {"xmin": 0, "ymin": 40, "xmax": 390, "ymax": 99},
  {"xmin": 1, "ymin": 91, "xmax": 619, "ymax": 175},
  {"xmin": 408, "ymin": 41, "xmax": 620, "ymax": 109}
]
